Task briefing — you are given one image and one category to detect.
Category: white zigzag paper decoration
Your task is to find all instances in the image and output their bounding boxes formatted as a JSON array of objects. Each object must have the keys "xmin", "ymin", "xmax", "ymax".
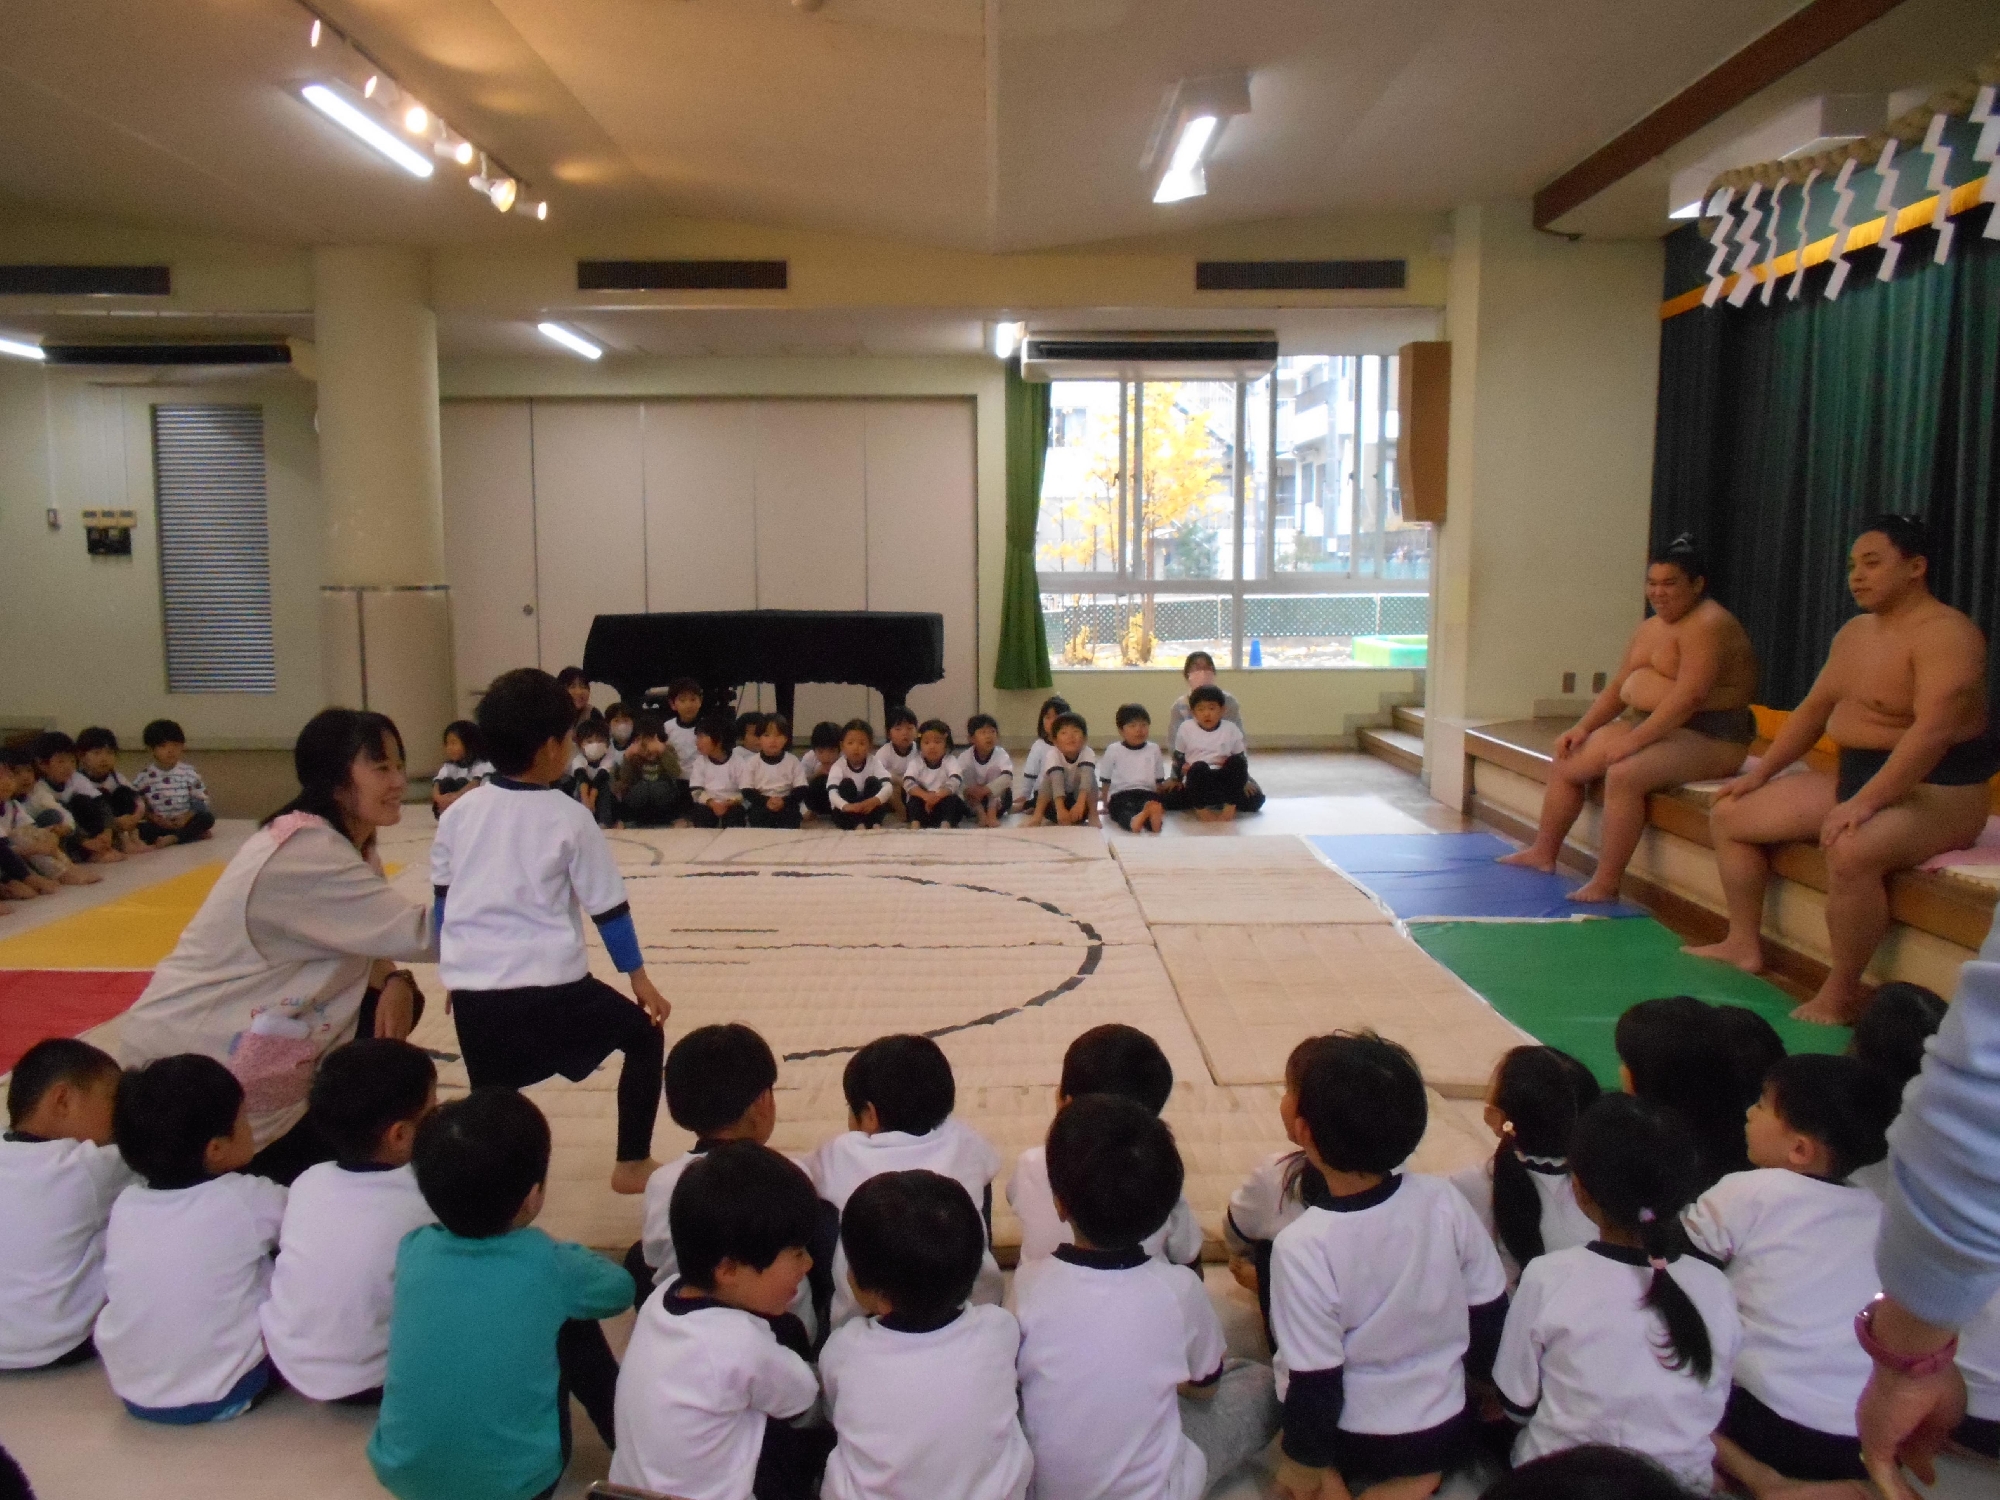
[
  {"xmin": 1703, "ymin": 188, "xmax": 1737, "ymax": 307},
  {"xmin": 1789, "ymin": 170, "xmax": 1820, "ymax": 301},
  {"xmin": 1825, "ymin": 159, "xmax": 1857, "ymax": 301},
  {"xmin": 1728, "ymin": 183, "xmax": 1764, "ymax": 307},
  {"xmin": 1874, "ymin": 140, "xmax": 1903, "ymax": 284},
  {"xmin": 1973, "ymin": 86, "xmax": 2000, "ymax": 239},
  {"xmin": 1759, "ymin": 179, "xmax": 1787, "ymax": 306},
  {"xmin": 1923, "ymin": 114, "xmax": 1956, "ymax": 265}
]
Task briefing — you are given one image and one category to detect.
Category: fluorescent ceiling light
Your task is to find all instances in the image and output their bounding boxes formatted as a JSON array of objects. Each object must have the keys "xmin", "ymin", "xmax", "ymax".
[
  {"xmin": 1153, "ymin": 114, "xmax": 1217, "ymax": 203},
  {"xmin": 992, "ymin": 321, "xmax": 1024, "ymax": 359},
  {"xmin": 0, "ymin": 336, "xmax": 46, "ymax": 362},
  {"xmin": 538, "ymin": 322, "xmax": 602, "ymax": 360},
  {"xmin": 302, "ymin": 84, "xmax": 435, "ymax": 178},
  {"xmin": 308, "ymin": 17, "xmax": 322, "ymax": 46}
]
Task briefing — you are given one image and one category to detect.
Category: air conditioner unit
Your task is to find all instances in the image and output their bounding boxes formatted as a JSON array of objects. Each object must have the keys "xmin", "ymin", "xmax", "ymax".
[{"xmin": 1020, "ymin": 330, "xmax": 1278, "ymax": 382}]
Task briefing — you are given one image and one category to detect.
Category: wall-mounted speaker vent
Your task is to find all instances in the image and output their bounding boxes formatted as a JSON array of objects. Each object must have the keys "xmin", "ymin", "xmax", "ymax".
[
  {"xmin": 0, "ymin": 265, "xmax": 172, "ymax": 297},
  {"xmin": 577, "ymin": 260, "xmax": 789, "ymax": 292},
  {"xmin": 1021, "ymin": 330, "xmax": 1278, "ymax": 382},
  {"xmin": 42, "ymin": 343, "xmax": 291, "ymax": 367},
  {"xmin": 1195, "ymin": 260, "xmax": 1406, "ymax": 292}
]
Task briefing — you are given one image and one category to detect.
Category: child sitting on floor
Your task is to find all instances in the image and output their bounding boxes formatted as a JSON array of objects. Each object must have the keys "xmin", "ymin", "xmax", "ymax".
[
  {"xmin": 687, "ymin": 714, "xmax": 749, "ymax": 829},
  {"xmin": 613, "ymin": 711, "xmax": 684, "ymax": 829},
  {"xmin": 434, "ymin": 667, "xmax": 671, "ymax": 1196},
  {"xmin": 663, "ymin": 679, "xmax": 705, "ymax": 782},
  {"xmin": 2, "ymin": 747, "xmax": 93, "ymax": 887},
  {"xmin": 1026, "ymin": 713, "xmax": 1097, "ymax": 828},
  {"xmin": 606, "ymin": 702, "xmax": 637, "ymax": 755},
  {"xmin": 1175, "ymin": 686, "xmax": 1250, "ymax": 822},
  {"xmin": 873, "ymin": 706, "xmax": 921, "ymax": 820},
  {"xmin": 96, "ymin": 1054, "xmax": 287, "ymax": 1423},
  {"xmin": 1614, "ymin": 995, "xmax": 1750, "ymax": 1190},
  {"xmin": 75, "ymin": 727, "xmax": 148, "ymax": 854},
  {"xmin": 1163, "ymin": 652, "xmax": 1265, "ymax": 813},
  {"xmin": 133, "ymin": 718, "xmax": 215, "ymax": 845},
  {"xmin": 611, "ymin": 1143, "xmax": 829, "ymax": 1500},
  {"xmin": 743, "ymin": 714, "xmax": 810, "ymax": 830},
  {"xmin": 1684, "ymin": 1054, "xmax": 1901, "ymax": 1488},
  {"xmin": 1010, "ymin": 1023, "xmax": 1201, "ymax": 1267},
  {"xmin": 807, "ymin": 1034, "xmax": 1003, "ymax": 1329},
  {"xmin": 1099, "ymin": 704, "xmax": 1169, "ymax": 834},
  {"xmin": 827, "ymin": 720, "xmax": 892, "ymax": 831},
  {"xmin": 1448, "ymin": 1045, "xmax": 1602, "ymax": 1289},
  {"xmin": 1270, "ymin": 1031, "xmax": 1507, "ymax": 1499},
  {"xmin": 1226, "ymin": 1036, "xmax": 1338, "ymax": 1342},
  {"xmin": 566, "ymin": 713, "xmax": 619, "ymax": 825},
  {"xmin": 369, "ymin": 1090, "xmax": 634, "ymax": 1500},
  {"xmin": 1018, "ymin": 696, "xmax": 1070, "ymax": 810},
  {"xmin": 260, "ymin": 1039, "xmax": 439, "ymax": 1404},
  {"xmin": 1016, "ymin": 1094, "xmax": 1278, "ymax": 1500},
  {"xmin": 1494, "ymin": 1094, "xmax": 1740, "ymax": 1491},
  {"xmin": 902, "ymin": 720, "xmax": 965, "ymax": 829},
  {"xmin": 800, "ymin": 720, "xmax": 843, "ymax": 823},
  {"xmin": 821, "ymin": 1170, "xmax": 1035, "ymax": 1500},
  {"xmin": 430, "ymin": 720, "xmax": 493, "ymax": 818},
  {"xmin": 0, "ymin": 1038, "xmax": 131, "ymax": 1371},
  {"xmin": 29, "ymin": 731, "xmax": 119, "ymax": 863},
  {"xmin": 956, "ymin": 714, "xmax": 1013, "ymax": 826}
]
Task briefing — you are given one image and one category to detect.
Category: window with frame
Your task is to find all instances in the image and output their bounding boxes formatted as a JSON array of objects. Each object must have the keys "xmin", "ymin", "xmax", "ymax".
[
  {"xmin": 153, "ymin": 403, "xmax": 277, "ymax": 693},
  {"xmin": 1034, "ymin": 356, "xmax": 1431, "ymax": 670}
]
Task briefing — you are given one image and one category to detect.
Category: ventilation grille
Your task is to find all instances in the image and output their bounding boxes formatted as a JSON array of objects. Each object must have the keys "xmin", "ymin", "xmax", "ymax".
[
  {"xmin": 577, "ymin": 260, "xmax": 789, "ymax": 291},
  {"xmin": 0, "ymin": 265, "xmax": 172, "ymax": 296},
  {"xmin": 46, "ymin": 343, "xmax": 290, "ymax": 367},
  {"xmin": 1194, "ymin": 260, "xmax": 1407, "ymax": 292},
  {"xmin": 152, "ymin": 405, "xmax": 277, "ymax": 694}
]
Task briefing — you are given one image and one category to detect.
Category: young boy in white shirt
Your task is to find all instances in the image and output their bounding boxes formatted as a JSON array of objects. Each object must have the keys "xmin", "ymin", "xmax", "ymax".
[
  {"xmin": 687, "ymin": 714, "xmax": 749, "ymax": 830},
  {"xmin": 260, "ymin": 1039, "xmax": 439, "ymax": 1404},
  {"xmin": 827, "ymin": 720, "xmax": 892, "ymax": 830},
  {"xmin": 29, "ymin": 730, "xmax": 119, "ymax": 863},
  {"xmin": 956, "ymin": 714, "xmax": 1014, "ymax": 826},
  {"xmin": 1270, "ymin": 1032, "xmax": 1508, "ymax": 1498},
  {"xmin": 807, "ymin": 1034, "xmax": 1004, "ymax": 1329},
  {"xmin": 611, "ymin": 1143, "xmax": 831, "ymax": 1500},
  {"xmin": 873, "ymin": 707, "xmax": 922, "ymax": 820},
  {"xmin": 902, "ymin": 720, "xmax": 966, "ymax": 829},
  {"xmin": 821, "ymin": 1170, "xmax": 1034, "ymax": 1500},
  {"xmin": 1174, "ymin": 685, "xmax": 1251, "ymax": 822},
  {"xmin": 432, "ymin": 667, "xmax": 672, "ymax": 1197},
  {"xmin": 1100, "ymin": 705, "xmax": 1170, "ymax": 834},
  {"xmin": 1016, "ymin": 1094, "xmax": 1277, "ymax": 1500},
  {"xmin": 566, "ymin": 713, "xmax": 620, "ymax": 826},
  {"xmin": 1684, "ymin": 1054, "xmax": 1902, "ymax": 1486},
  {"xmin": 1009, "ymin": 1023, "xmax": 1202, "ymax": 1267},
  {"xmin": 800, "ymin": 721, "xmax": 843, "ymax": 823},
  {"xmin": 0, "ymin": 1038, "xmax": 131, "ymax": 1369},
  {"xmin": 744, "ymin": 714, "xmax": 811, "ymax": 830},
  {"xmin": 96, "ymin": 1054, "xmax": 288, "ymax": 1422},
  {"xmin": 1026, "ymin": 713, "xmax": 1098, "ymax": 828},
  {"xmin": 2, "ymin": 748, "xmax": 91, "ymax": 888},
  {"xmin": 664, "ymin": 678, "xmax": 706, "ymax": 778},
  {"xmin": 133, "ymin": 718, "xmax": 216, "ymax": 845},
  {"xmin": 75, "ymin": 727, "xmax": 149, "ymax": 854}
]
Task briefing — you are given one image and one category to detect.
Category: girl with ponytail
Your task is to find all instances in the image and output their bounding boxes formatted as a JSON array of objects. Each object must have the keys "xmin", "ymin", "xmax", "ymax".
[
  {"xmin": 1492, "ymin": 1095, "xmax": 1742, "ymax": 1490},
  {"xmin": 1450, "ymin": 1045, "xmax": 1601, "ymax": 1286}
]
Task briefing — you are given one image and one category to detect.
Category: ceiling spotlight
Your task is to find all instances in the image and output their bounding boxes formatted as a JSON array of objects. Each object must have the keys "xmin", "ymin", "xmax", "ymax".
[
  {"xmin": 1146, "ymin": 73, "xmax": 1250, "ymax": 206},
  {"xmin": 308, "ymin": 17, "xmax": 322, "ymax": 46},
  {"xmin": 454, "ymin": 140, "xmax": 475, "ymax": 166},
  {"xmin": 992, "ymin": 321, "xmax": 1025, "ymax": 359},
  {"xmin": 363, "ymin": 73, "xmax": 380, "ymax": 98},
  {"xmin": 0, "ymin": 335, "xmax": 46, "ymax": 362},
  {"xmin": 403, "ymin": 103, "xmax": 429, "ymax": 135},
  {"xmin": 514, "ymin": 198, "xmax": 549, "ymax": 221},
  {"xmin": 301, "ymin": 84, "xmax": 436, "ymax": 178},
  {"xmin": 538, "ymin": 322, "xmax": 602, "ymax": 360},
  {"xmin": 487, "ymin": 176, "xmax": 518, "ymax": 213}
]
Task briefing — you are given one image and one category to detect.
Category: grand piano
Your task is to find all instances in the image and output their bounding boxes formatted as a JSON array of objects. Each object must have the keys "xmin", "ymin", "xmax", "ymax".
[{"xmin": 582, "ymin": 610, "xmax": 946, "ymax": 725}]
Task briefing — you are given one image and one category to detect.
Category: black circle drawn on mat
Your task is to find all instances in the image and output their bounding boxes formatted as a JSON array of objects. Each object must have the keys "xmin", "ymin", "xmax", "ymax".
[{"xmin": 630, "ymin": 867, "xmax": 1104, "ymax": 1062}]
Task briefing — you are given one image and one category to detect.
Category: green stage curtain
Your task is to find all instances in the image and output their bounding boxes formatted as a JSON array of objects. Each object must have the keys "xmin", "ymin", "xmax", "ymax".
[
  {"xmin": 994, "ymin": 361, "xmax": 1054, "ymax": 690},
  {"xmin": 1651, "ymin": 209, "xmax": 2000, "ymax": 708}
]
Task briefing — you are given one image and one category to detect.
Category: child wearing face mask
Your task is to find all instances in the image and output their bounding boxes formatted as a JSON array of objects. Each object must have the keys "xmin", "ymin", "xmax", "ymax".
[
  {"xmin": 606, "ymin": 703, "xmax": 637, "ymax": 754},
  {"xmin": 566, "ymin": 715, "xmax": 620, "ymax": 826}
]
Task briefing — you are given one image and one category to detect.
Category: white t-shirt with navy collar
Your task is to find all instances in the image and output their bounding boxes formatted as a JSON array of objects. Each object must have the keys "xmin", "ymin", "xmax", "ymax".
[
  {"xmin": 902, "ymin": 755, "xmax": 962, "ymax": 796},
  {"xmin": 1015, "ymin": 1243, "xmax": 1225, "ymax": 1500},
  {"xmin": 610, "ymin": 1283, "xmax": 821, "ymax": 1500},
  {"xmin": 1682, "ymin": 1166, "xmax": 1881, "ymax": 1435},
  {"xmin": 688, "ymin": 750, "xmax": 744, "ymax": 808},
  {"xmin": 955, "ymin": 745, "xmax": 1014, "ymax": 790},
  {"xmin": 1174, "ymin": 718, "xmax": 1247, "ymax": 768},
  {"xmin": 0, "ymin": 1132, "xmax": 135, "ymax": 1368},
  {"xmin": 820, "ymin": 1303, "xmax": 1034, "ymax": 1500},
  {"xmin": 1493, "ymin": 1241, "xmax": 1740, "ymax": 1489},
  {"xmin": 665, "ymin": 717, "xmax": 701, "ymax": 772},
  {"xmin": 827, "ymin": 755, "xmax": 891, "ymax": 812},
  {"xmin": 873, "ymin": 741, "xmax": 920, "ymax": 784},
  {"xmin": 639, "ymin": 1147, "xmax": 816, "ymax": 1338},
  {"xmin": 1098, "ymin": 741, "xmax": 1169, "ymax": 796},
  {"xmin": 431, "ymin": 779, "xmax": 631, "ymax": 991},
  {"xmin": 741, "ymin": 750, "xmax": 808, "ymax": 797},
  {"xmin": 259, "ymin": 1160, "xmax": 437, "ymax": 1400},
  {"xmin": 1447, "ymin": 1156, "xmax": 1598, "ymax": 1289},
  {"xmin": 1007, "ymin": 1144, "xmax": 1202, "ymax": 1267},
  {"xmin": 1270, "ymin": 1172, "xmax": 1508, "ymax": 1436},
  {"xmin": 1227, "ymin": 1150, "xmax": 1322, "ymax": 1250}
]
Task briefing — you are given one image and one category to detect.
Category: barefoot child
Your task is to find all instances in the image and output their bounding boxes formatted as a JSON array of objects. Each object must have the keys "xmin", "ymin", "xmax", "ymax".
[
  {"xmin": 956, "ymin": 714, "xmax": 1014, "ymax": 827},
  {"xmin": 1027, "ymin": 714, "xmax": 1097, "ymax": 828},
  {"xmin": 1174, "ymin": 686, "xmax": 1249, "ymax": 822},
  {"xmin": 1099, "ymin": 705, "xmax": 1168, "ymax": 834},
  {"xmin": 902, "ymin": 721, "xmax": 966, "ymax": 829}
]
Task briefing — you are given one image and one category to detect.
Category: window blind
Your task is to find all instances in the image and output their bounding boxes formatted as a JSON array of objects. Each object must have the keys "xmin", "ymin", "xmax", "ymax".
[{"xmin": 152, "ymin": 404, "xmax": 277, "ymax": 693}]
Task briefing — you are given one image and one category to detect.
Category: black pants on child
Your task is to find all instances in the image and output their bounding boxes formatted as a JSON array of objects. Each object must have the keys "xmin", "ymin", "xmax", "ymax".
[
  {"xmin": 755, "ymin": 1420, "xmax": 838, "ymax": 1500},
  {"xmin": 65, "ymin": 793, "xmax": 111, "ymax": 841},
  {"xmin": 1183, "ymin": 753, "xmax": 1251, "ymax": 809},
  {"xmin": 1719, "ymin": 1385, "xmax": 1865, "ymax": 1481},
  {"xmin": 1106, "ymin": 789, "xmax": 1163, "ymax": 830},
  {"xmin": 829, "ymin": 804, "xmax": 888, "ymax": 830},
  {"xmin": 618, "ymin": 775, "xmax": 683, "ymax": 828},
  {"xmin": 452, "ymin": 976, "xmax": 664, "ymax": 1161},
  {"xmin": 746, "ymin": 790, "xmax": 806, "ymax": 829},
  {"xmin": 140, "ymin": 807, "xmax": 216, "ymax": 845},
  {"xmin": 688, "ymin": 800, "xmax": 749, "ymax": 829},
  {"xmin": 802, "ymin": 779, "xmax": 831, "ymax": 817},
  {"xmin": 0, "ymin": 839, "xmax": 31, "ymax": 884},
  {"xmin": 905, "ymin": 793, "xmax": 966, "ymax": 829}
]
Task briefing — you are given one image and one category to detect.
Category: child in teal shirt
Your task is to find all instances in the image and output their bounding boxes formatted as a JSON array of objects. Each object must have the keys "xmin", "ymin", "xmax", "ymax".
[{"xmin": 368, "ymin": 1089, "xmax": 634, "ymax": 1500}]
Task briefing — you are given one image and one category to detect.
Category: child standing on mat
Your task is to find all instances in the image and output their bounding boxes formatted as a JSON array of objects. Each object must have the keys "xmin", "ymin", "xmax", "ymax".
[
  {"xmin": 956, "ymin": 714, "xmax": 1014, "ymax": 826},
  {"xmin": 432, "ymin": 667, "xmax": 671, "ymax": 1196},
  {"xmin": 827, "ymin": 720, "xmax": 892, "ymax": 830},
  {"xmin": 1175, "ymin": 686, "xmax": 1250, "ymax": 822},
  {"xmin": 1099, "ymin": 704, "xmax": 1169, "ymax": 834},
  {"xmin": 902, "ymin": 720, "xmax": 966, "ymax": 829},
  {"xmin": 687, "ymin": 715, "xmax": 749, "ymax": 830},
  {"xmin": 1026, "ymin": 713, "xmax": 1097, "ymax": 828}
]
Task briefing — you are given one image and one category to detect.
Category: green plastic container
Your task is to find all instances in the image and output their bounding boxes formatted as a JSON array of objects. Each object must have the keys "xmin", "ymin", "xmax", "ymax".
[{"xmin": 1352, "ymin": 634, "xmax": 1428, "ymax": 668}]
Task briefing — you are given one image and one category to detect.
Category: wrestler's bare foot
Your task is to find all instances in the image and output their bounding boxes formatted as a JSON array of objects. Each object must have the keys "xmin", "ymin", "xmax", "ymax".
[
  {"xmin": 1497, "ymin": 848, "xmax": 1559, "ymax": 872},
  {"xmin": 611, "ymin": 1158, "xmax": 659, "ymax": 1195},
  {"xmin": 1569, "ymin": 879, "xmax": 1623, "ymax": 903},
  {"xmin": 1791, "ymin": 977, "xmax": 1868, "ymax": 1027},
  {"xmin": 1683, "ymin": 936, "xmax": 1765, "ymax": 974}
]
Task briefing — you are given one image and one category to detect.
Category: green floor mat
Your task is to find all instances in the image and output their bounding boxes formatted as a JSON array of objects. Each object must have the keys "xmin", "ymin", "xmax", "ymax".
[{"xmin": 1409, "ymin": 917, "xmax": 1849, "ymax": 1087}]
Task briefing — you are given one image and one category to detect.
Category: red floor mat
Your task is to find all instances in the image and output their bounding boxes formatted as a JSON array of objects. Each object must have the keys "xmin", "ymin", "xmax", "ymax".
[{"xmin": 0, "ymin": 970, "xmax": 153, "ymax": 1074}]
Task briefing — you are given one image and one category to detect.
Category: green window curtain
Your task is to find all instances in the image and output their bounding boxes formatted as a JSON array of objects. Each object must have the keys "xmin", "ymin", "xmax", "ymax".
[{"xmin": 994, "ymin": 360, "xmax": 1054, "ymax": 690}]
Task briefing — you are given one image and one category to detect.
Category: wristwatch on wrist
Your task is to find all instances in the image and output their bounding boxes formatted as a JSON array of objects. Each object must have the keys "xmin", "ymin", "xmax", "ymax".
[{"xmin": 1854, "ymin": 1295, "xmax": 1959, "ymax": 1378}]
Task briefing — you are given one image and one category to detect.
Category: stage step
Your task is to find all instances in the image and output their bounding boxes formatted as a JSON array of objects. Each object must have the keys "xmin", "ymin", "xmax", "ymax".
[
  {"xmin": 1392, "ymin": 704, "xmax": 1425, "ymax": 736},
  {"xmin": 1359, "ymin": 725, "xmax": 1424, "ymax": 775}
]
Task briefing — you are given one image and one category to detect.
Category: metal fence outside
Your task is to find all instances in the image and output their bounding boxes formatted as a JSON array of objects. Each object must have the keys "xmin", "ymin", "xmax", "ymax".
[{"xmin": 1042, "ymin": 592, "xmax": 1429, "ymax": 651}]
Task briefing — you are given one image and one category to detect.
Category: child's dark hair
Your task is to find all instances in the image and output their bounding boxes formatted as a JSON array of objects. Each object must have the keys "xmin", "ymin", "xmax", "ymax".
[
  {"xmin": 670, "ymin": 1141, "xmax": 821, "ymax": 1288},
  {"xmin": 1713, "ymin": 1005, "xmax": 1785, "ymax": 1112},
  {"xmin": 1060, "ymin": 1024, "xmax": 1174, "ymax": 1114},
  {"xmin": 1035, "ymin": 696, "xmax": 1071, "ymax": 742},
  {"xmin": 841, "ymin": 718, "xmax": 876, "ymax": 746},
  {"xmin": 810, "ymin": 720, "xmax": 843, "ymax": 751},
  {"xmin": 1187, "ymin": 684, "xmax": 1225, "ymax": 710},
  {"xmin": 1051, "ymin": 712, "xmax": 1088, "ymax": 739},
  {"xmin": 113, "ymin": 1054, "xmax": 243, "ymax": 1191},
  {"xmin": 1046, "ymin": 1093, "xmax": 1184, "ymax": 1247},
  {"xmin": 266, "ymin": 708, "xmax": 406, "ymax": 836},
  {"xmin": 0, "ymin": 744, "xmax": 30, "ymax": 770},
  {"xmin": 844, "ymin": 1035, "xmax": 955, "ymax": 1136},
  {"xmin": 30, "ymin": 731, "xmax": 75, "ymax": 765},
  {"xmin": 1568, "ymin": 1094, "xmax": 1713, "ymax": 1383},
  {"xmin": 1295, "ymin": 1031, "xmax": 1427, "ymax": 1174},
  {"xmin": 477, "ymin": 668, "xmax": 577, "ymax": 777},
  {"xmin": 607, "ymin": 702, "xmax": 634, "ymax": 723},
  {"xmin": 1114, "ymin": 703, "xmax": 1151, "ymax": 730},
  {"xmin": 576, "ymin": 713, "xmax": 610, "ymax": 745},
  {"xmin": 555, "ymin": 666, "xmax": 589, "ymax": 690},
  {"xmin": 1182, "ymin": 651, "xmax": 1216, "ymax": 676},
  {"xmin": 734, "ymin": 711, "xmax": 764, "ymax": 742},
  {"xmin": 666, "ymin": 1024, "xmax": 778, "ymax": 1137},
  {"xmin": 667, "ymin": 677, "xmax": 703, "ymax": 704},
  {"xmin": 841, "ymin": 1170, "xmax": 985, "ymax": 1326},
  {"xmin": 443, "ymin": 719, "xmax": 485, "ymax": 763},
  {"xmin": 696, "ymin": 714, "xmax": 738, "ymax": 750},
  {"xmin": 917, "ymin": 718, "xmax": 952, "ymax": 744},
  {"xmin": 1850, "ymin": 982, "xmax": 1947, "ymax": 1088},
  {"xmin": 1489, "ymin": 1046, "xmax": 1600, "ymax": 1270},
  {"xmin": 142, "ymin": 718, "xmax": 187, "ymax": 750},
  {"xmin": 1764, "ymin": 1054, "xmax": 1901, "ymax": 1179},
  {"xmin": 7, "ymin": 1037, "xmax": 119, "ymax": 1130},
  {"xmin": 633, "ymin": 710, "xmax": 667, "ymax": 741},
  {"xmin": 885, "ymin": 705, "xmax": 919, "ymax": 731},
  {"xmin": 1614, "ymin": 996, "xmax": 1745, "ymax": 1186},
  {"xmin": 412, "ymin": 1089, "xmax": 551, "ymax": 1238},
  {"xmin": 1482, "ymin": 1445, "xmax": 1701, "ymax": 1500},
  {"xmin": 75, "ymin": 726, "xmax": 119, "ymax": 756},
  {"xmin": 764, "ymin": 713, "xmax": 792, "ymax": 742},
  {"xmin": 309, "ymin": 1039, "xmax": 436, "ymax": 1165},
  {"xmin": 966, "ymin": 713, "xmax": 998, "ymax": 737}
]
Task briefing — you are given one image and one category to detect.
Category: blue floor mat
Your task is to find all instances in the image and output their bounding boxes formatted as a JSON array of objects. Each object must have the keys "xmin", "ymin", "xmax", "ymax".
[{"xmin": 1308, "ymin": 833, "xmax": 1651, "ymax": 921}]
